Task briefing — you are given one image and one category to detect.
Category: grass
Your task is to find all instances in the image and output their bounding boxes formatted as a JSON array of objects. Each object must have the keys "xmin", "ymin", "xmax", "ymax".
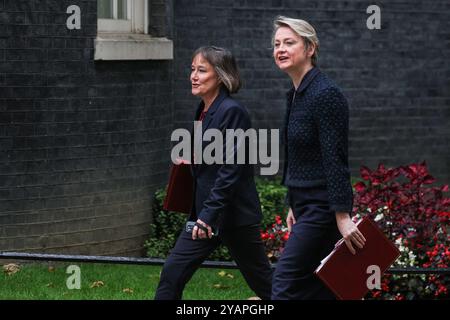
[{"xmin": 0, "ymin": 262, "xmax": 255, "ymax": 300}]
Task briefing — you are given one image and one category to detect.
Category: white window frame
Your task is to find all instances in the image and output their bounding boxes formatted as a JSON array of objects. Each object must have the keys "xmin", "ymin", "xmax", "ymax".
[
  {"xmin": 95, "ymin": 0, "xmax": 173, "ymax": 60},
  {"xmin": 98, "ymin": 0, "xmax": 148, "ymax": 34}
]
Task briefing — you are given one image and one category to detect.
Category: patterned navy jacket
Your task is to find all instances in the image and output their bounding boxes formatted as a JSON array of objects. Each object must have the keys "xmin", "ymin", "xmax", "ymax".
[{"xmin": 282, "ymin": 67, "xmax": 353, "ymax": 213}]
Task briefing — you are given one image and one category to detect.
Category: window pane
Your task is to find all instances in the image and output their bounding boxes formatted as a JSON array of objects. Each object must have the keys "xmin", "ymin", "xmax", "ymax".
[
  {"xmin": 117, "ymin": 0, "xmax": 127, "ymax": 20},
  {"xmin": 98, "ymin": 0, "xmax": 113, "ymax": 19}
]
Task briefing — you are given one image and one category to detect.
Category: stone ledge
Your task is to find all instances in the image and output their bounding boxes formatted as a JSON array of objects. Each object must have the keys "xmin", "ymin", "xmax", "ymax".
[{"xmin": 94, "ymin": 33, "xmax": 173, "ymax": 61}]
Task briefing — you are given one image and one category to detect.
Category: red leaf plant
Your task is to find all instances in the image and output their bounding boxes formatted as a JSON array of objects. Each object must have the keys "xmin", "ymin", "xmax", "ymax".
[{"xmin": 353, "ymin": 162, "xmax": 449, "ymax": 300}]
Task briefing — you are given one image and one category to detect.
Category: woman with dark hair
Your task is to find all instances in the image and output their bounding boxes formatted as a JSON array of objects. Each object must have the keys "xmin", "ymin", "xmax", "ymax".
[
  {"xmin": 154, "ymin": 46, "xmax": 272, "ymax": 300},
  {"xmin": 271, "ymin": 16, "xmax": 366, "ymax": 300}
]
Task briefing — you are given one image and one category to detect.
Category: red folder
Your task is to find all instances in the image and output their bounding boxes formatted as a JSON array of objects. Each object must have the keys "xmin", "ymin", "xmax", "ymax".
[
  {"xmin": 314, "ymin": 216, "xmax": 400, "ymax": 300},
  {"xmin": 163, "ymin": 161, "xmax": 194, "ymax": 214}
]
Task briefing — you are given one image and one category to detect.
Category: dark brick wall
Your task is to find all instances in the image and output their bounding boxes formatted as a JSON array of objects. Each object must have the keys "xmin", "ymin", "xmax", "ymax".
[
  {"xmin": 0, "ymin": 0, "xmax": 173, "ymax": 255},
  {"xmin": 173, "ymin": 0, "xmax": 450, "ymax": 183},
  {"xmin": 149, "ymin": 0, "xmax": 172, "ymax": 37}
]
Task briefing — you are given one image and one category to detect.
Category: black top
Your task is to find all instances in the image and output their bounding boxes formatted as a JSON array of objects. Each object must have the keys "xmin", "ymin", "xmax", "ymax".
[
  {"xmin": 282, "ymin": 67, "xmax": 353, "ymax": 213},
  {"xmin": 190, "ymin": 87, "xmax": 262, "ymax": 229}
]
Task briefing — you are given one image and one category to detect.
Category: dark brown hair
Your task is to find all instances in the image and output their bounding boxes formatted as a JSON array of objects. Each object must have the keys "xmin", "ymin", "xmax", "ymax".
[{"xmin": 192, "ymin": 46, "xmax": 242, "ymax": 93}]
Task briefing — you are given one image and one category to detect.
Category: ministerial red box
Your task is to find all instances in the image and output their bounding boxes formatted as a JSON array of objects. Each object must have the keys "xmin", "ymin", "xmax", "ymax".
[
  {"xmin": 163, "ymin": 162, "xmax": 194, "ymax": 215},
  {"xmin": 314, "ymin": 215, "xmax": 400, "ymax": 300}
]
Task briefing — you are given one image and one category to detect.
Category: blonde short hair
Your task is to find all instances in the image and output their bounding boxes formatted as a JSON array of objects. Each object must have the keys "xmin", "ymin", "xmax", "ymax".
[{"xmin": 272, "ymin": 16, "xmax": 319, "ymax": 66}]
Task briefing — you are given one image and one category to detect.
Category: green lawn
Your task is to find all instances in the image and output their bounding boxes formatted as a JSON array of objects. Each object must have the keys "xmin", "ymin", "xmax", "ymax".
[{"xmin": 0, "ymin": 262, "xmax": 255, "ymax": 300}]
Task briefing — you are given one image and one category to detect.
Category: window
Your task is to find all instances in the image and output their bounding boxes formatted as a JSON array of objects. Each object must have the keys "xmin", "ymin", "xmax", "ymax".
[
  {"xmin": 95, "ymin": 0, "xmax": 173, "ymax": 60},
  {"xmin": 97, "ymin": 0, "xmax": 147, "ymax": 33}
]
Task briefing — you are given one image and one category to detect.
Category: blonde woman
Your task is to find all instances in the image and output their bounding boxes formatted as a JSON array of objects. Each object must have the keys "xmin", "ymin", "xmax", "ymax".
[{"xmin": 271, "ymin": 16, "xmax": 366, "ymax": 300}]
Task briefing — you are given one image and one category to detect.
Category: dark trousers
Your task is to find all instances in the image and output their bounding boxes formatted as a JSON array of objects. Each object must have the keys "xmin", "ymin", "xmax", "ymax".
[
  {"xmin": 154, "ymin": 224, "xmax": 273, "ymax": 300},
  {"xmin": 272, "ymin": 186, "xmax": 341, "ymax": 300}
]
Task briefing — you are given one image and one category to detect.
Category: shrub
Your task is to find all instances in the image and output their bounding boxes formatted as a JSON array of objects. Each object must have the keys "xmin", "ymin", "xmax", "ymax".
[
  {"xmin": 144, "ymin": 189, "xmax": 186, "ymax": 259},
  {"xmin": 352, "ymin": 162, "xmax": 449, "ymax": 300},
  {"xmin": 255, "ymin": 177, "xmax": 288, "ymax": 229}
]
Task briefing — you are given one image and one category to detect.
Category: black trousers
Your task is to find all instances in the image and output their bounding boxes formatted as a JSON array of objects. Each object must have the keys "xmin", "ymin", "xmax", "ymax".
[
  {"xmin": 272, "ymin": 186, "xmax": 341, "ymax": 300},
  {"xmin": 154, "ymin": 224, "xmax": 273, "ymax": 300}
]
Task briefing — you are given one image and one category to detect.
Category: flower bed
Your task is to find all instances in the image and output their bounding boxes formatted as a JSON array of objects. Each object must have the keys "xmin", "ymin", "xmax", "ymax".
[{"xmin": 352, "ymin": 162, "xmax": 449, "ymax": 299}]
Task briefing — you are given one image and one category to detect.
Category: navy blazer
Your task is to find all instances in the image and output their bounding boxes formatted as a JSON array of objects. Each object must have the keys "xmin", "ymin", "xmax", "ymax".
[{"xmin": 190, "ymin": 87, "xmax": 262, "ymax": 230}]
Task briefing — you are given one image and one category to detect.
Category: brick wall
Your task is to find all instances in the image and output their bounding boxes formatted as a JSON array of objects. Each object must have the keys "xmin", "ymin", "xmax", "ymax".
[
  {"xmin": 0, "ymin": 0, "xmax": 172, "ymax": 255},
  {"xmin": 173, "ymin": 0, "xmax": 450, "ymax": 183}
]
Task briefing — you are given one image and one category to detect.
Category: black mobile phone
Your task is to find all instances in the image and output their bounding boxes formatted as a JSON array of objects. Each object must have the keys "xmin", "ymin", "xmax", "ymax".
[{"xmin": 185, "ymin": 221, "xmax": 219, "ymax": 236}]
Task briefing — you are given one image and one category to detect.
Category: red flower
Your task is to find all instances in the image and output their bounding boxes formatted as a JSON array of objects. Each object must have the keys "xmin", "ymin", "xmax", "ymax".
[
  {"xmin": 372, "ymin": 291, "xmax": 382, "ymax": 298},
  {"xmin": 360, "ymin": 166, "xmax": 372, "ymax": 181},
  {"xmin": 394, "ymin": 294, "xmax": 405, "ymax": 301},
  {"xmin": 261, "ymin": 216, "xmax": 291, "ymax": 262},
  {"xmin": 275, "ymin": 215, "xmax": 282, "ymax": 225},
  {"xmin": 354, "ymin": 182, "xmax": 366, "ymax": 192}
]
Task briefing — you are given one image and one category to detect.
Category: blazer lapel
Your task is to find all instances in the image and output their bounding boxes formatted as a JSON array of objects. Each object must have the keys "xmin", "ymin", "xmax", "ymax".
[
  {"xmin": 296, "ymin": 67, "xmax": 320, "ymax": 94},
  {"xmin": 191, "ymin": 87, "xmax": 229, "ymax": 175},
  {"xmin": 283, "ymin": 68, "xmax": 321, "ymax": 143},
  {"xmin": 201, "ymin": 87, "xmax": 228, "ymax": 135},
  {"xmin": 282, "ymin": 87, "xmax": 295, "ymax": 146}
]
